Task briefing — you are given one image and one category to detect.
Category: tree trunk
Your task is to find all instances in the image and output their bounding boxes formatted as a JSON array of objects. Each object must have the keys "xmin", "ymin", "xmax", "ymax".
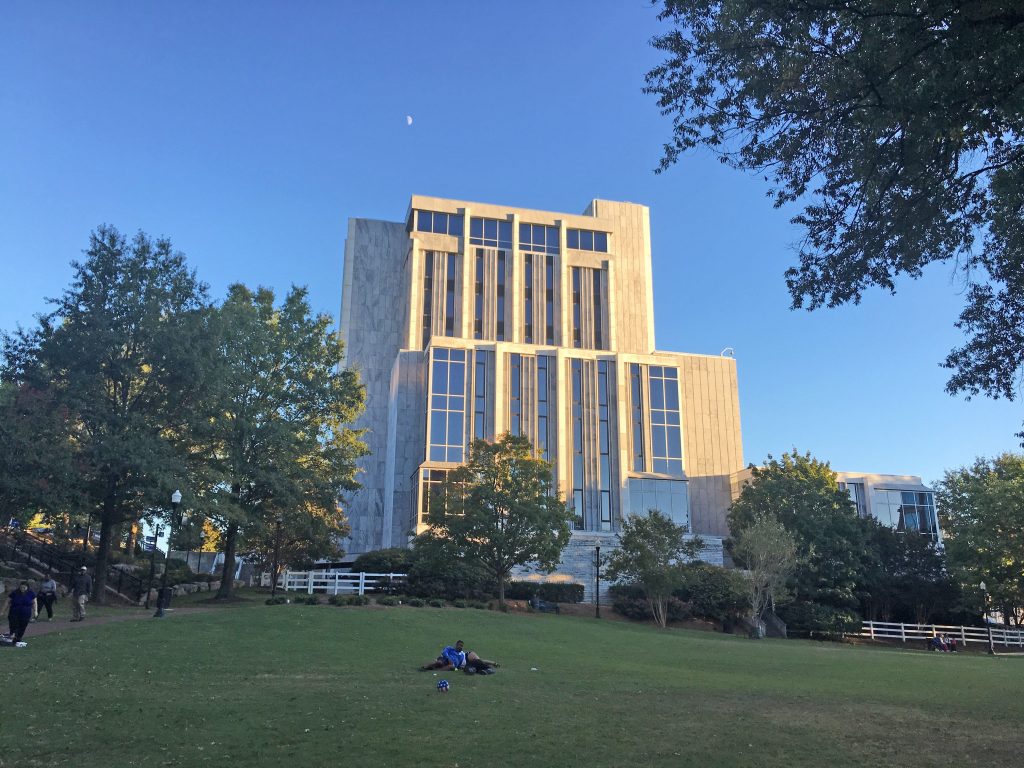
[
  {"xmin": 215, "ymin": 521, "xmax": 239, "ymax": 599},
  {"xmin": 92, "ymin": 504, "xmax": 116, "ymax": 604},
  {"xmin": 497, "ymin": 573, "xmax": 505, "ymax": 609}
]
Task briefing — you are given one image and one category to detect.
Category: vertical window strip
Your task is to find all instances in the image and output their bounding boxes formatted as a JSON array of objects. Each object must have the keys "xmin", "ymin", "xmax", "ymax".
[
  {"xmin": 496, "ymin": 252, "xmax": 506, "ymax": 341},
  {"xmin": 598, "ymin": 360, "xmax": 612, "ymax": 528},
  {"xmin": 571, "ymin": 267, "xmax": 581, "ymax": 348},
  {"xmin": 422, "ymin": 251, "xmax": 434, "ymax": 348},
  {"xmin": 428, "ymin": 348, "xmax": 467, "ymax": 463},
  {"xmin": 473, "ymin": 350, "xmax": 487, "ymax": 441},
  {"xmin": 545, "ymin": 256, "xmax": 555, "ymax": 344},
  {"xmin": 509, "ymin": 353, "xmax": 522, "ymax": 436},
  {"xmin": 648, "ymin": 366, "xmax": 682, "ymax": 475},
  {"xmin": 537, "ymin": 356, "xmax": 549, "ymax": 459},
  {"xmin": 593, "ymin": 269, "xmax": 603, "ymax": 350},
  {"xmin": 474, "ymin": 250, "xmax": 484, "ymax": 340},
  {"xmin": 630, "ymin": 363, "xmax": 645, "ymax": 472},
  {"xmin": 524, "ymin": 254, "xmax": 534, "ymax": 344},
  {"xmin": 571, "ymin": 358, "xmax": 584, "ymax": 530},
  {"xmin": 420, "ymin": 468, "xmax": 450, "ymax": 525},
  {"xmin": 444, "ymin": 254, "xmax": 456, "ymax": 337}
]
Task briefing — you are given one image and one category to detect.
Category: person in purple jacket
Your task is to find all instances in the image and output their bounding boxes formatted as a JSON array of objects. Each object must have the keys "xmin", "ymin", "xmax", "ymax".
[{"xmin": 3, "ymin": 581, "xmax": 37, "ymax": 647}]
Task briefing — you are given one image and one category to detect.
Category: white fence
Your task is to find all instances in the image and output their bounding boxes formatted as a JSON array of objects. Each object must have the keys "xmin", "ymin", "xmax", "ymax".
[
  {"xmin": 268, "ymin": 570, "xmax": 407, "ymax": 596},
  {"xmin": 858, "ymin": 620, "xmax": 1024, "ymax": 648}
]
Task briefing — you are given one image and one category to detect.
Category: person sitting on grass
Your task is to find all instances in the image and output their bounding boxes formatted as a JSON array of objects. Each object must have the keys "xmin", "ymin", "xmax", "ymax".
[
  {"xmin": 463, "ymin": 650, "xmax": 500, "ymax": 675},
  {"xmin": 929, "ymin": 635, "xmax": 947, "ymax": 652},
  {"xmin": 421, "ymin": 640, "xmax": 466, "ymax": 671}
]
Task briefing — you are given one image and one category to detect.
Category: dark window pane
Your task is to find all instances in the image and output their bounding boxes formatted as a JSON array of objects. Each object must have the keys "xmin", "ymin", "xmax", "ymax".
[
  {"xmin": 430, "ymin": 417, "xmax": 446, "ymax": 445},
  {"xmin": 567, "ymin": 229, "xmax": 579, "ymax": 249},
  {"xmin": 519, "ymin": 223, "xmax": 530, "ymax": 244},
  {"xmin": 499, "ymin": 221, "xmax": 512, "ymax": 247},
  {"xmin": 470, "ymin": 218, "xmax": 483, "ymax": 240},
  {"xmin": 417, "ymin": 211, "xmax": 431, "ymax": 232},
  {"xmin": 547, "ymin": 226, "xmax": 559, "ymax": 250},
  {"xmin": 594, "ymin": 231, "xmax": 607, "ymax": 252},
  {"xmin": 450, "ymin": 215, "xmax": 463, "ymax": 236},
  {"xmin": 449, "ymin": 362, "xmax": 465, "ymax": 392},
  {"xmin": 665, "ymin": 381, "xmax": 679, "ymax": 410},
  {"xmin": 580, "ymin": 230, "xmax": 593, "ymax": 250},
  {"xmin": 485, "ymin": 219, "xmax": 497, "ymax": 241}
]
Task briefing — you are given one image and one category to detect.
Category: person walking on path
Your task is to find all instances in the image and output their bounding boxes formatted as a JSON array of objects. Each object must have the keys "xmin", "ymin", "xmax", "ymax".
[
  {"xmin": 71, "ymin": 566, "xmax": 92, "ymax": 621},
  {"xmin": 37, "ymin": 573, "xmax": 58, "ymax": 621},
  {"xmin": 3, "ymin": 581, "xmax": 37, "ymax": 647}
]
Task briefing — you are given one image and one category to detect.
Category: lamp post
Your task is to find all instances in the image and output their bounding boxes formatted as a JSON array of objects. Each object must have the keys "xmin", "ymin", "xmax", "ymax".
[
  {"xmin": 270, "ymin": 514, "xmax": 284, "ymax": 598},
  {"xmin": 154, "ymin": 490, "xmax": 182, "ymax": 618},
  {"xmin": 980, "ymin": 580, "xmax": 995, "ymax": 655},
  {"xmin": 594, "ymin": 544, "xmax": 601, "ymax": 619},
  {"xmin": 144, "ymin": 523, "xmax": 164, "ymax": 609}
]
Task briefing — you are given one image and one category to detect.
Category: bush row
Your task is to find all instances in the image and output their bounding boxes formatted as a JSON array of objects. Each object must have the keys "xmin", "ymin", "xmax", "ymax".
[{"xmin": 609, "ymin": 563, "xmax": 749, "ymax": 625}]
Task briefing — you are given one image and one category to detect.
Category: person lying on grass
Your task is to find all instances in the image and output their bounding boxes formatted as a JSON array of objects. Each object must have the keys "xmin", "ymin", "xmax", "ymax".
[
  {"xmin": 463, "ymin": 650, "xmax": 500, "ymax": 675},
  {"xmin": 421, "ymin": 640, "xmax": 466, "ymax": 670}
]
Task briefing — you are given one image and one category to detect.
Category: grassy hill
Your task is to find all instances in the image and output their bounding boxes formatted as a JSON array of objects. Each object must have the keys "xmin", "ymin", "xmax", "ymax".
[{"xmin": 2, "ymin": 603, "xmax": 1020, "ymax": 767}]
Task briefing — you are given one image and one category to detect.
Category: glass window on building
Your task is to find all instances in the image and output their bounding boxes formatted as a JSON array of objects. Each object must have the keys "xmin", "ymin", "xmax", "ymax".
[
  {"xmin": 421, "ymin": 252, "xmax": 434, "ymax": 347},
  {"xmin": 870, "ymin": 489, "xmax": 939, "ymax": 536},
  {"xmin": 519, "ymin": 223, "xmax": 559, "ymax": 255},
  {"xmin": 428, "ymin": 348, "xmax": 467, "ymax": 463},
  {"xmin": 630, "ymin": 364, "xmax": 645, "ymax": 472},
  {"xmin": 839, "ymin": 481, "xmax": 867, "ymax": 518},
  {"xmin": 567, "ymin": 228, "xmax": 609, "ymax": 253},
  {"xmin": 470, "ymin": 217, "xmax": 512, "ymax": 249},
  {"xmin": 419, "ymin": 468, "xmax": 451, "ymax": 525},
  {"xmin": 415, "ymin": 210, "xmax": 464, "ymax": 237},
  {"xmin": 648, "ymin": 366, "xmax": 682, "ymax": 475}
]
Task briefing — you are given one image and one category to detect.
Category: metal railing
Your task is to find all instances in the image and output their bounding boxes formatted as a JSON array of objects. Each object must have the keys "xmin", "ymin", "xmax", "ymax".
[
  {"xmin": 271, "ymin": 570, "xmax": 407, "ymax": 596},
  {"xmin": 0, "ymin": 528, "xmax": 147, "ymax": 603},
  {"xmin": 858, "ymin": 620, "xmax": 1024, "ymax": 648}
]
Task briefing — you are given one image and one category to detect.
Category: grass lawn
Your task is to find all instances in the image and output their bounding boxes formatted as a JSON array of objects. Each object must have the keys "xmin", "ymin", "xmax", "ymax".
[{"xmin": 1, "ymin": 603, "xmax": 1021, "ymax": 768}]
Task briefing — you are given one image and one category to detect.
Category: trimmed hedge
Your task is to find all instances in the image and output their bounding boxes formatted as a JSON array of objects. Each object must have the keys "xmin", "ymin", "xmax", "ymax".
[
  {"xmin": 674, "ymin": 563, "xmax": 748, "ymax": 623},
  {"xmin": 350, "ymin": 548, "xmax": 414, "ymax": 575},
  {"xmin": 504, "ymin": 581, "xmax": 585, "ymax": 604}
]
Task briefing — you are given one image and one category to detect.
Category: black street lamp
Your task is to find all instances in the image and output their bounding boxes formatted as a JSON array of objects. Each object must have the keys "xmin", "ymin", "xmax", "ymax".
[
  {"xmin": 594, "ymin": 544, "xmax": 601, "ymax": 619},
  {"xmin": 154, "ymin": 489, "xmax": 182, "ymax": 618},
  {"xmin": 270, "ymin": 514, "xmax": 284, "ymax": 598},
  {"xmin": 144, "ymin": 523, "xmax": 164, "ymax": 609},
  {"xmin": 980, "ymin": 580, "xmax": 995, "ymax": 655}
]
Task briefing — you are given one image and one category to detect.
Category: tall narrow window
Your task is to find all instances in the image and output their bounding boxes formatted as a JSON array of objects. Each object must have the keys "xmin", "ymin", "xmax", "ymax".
[
  {"xmin": 630, "ymin": 363, "xmax": 645, "ymax": 472},
  {"xmin": 474, "ymin": 250, "xmax": 484, "ymax": 340},
  {"xmin": 496, "ymin": 252, "xmax": 506, "ymax": 341},
  {"xmin": 422, "ymin": 252, "xmax": 434, "ymax": 348},
  {"xmin": 571, "ymin": 267, "xmax": 581, "ymax": 348},
  {"xmin": 523, "ymin": 254, "xmax": 534, "ymax": 343},
  {"xmin": 473, "ymin": 350, "xmax": 488, "ymax": 440},
  {"xmin": 649, "ymin": 366, "xmax": 682, "ymax": 475},
  {"xmin": 571, "ymin": 358, "xmax": 584, "ymax": 529},
  {"xmin": 592, "ymin": 269, "xmax": 603, "ymax": 349},
  {"xmin": 428, "ymin": 348, "xmax": 466, "ymax": 462},
  {"xmin": 545, "ymin": 256, "xmax": 555, "ymax": 344},
  {"xmin": 444, "ymin": 254, "xmax": 456, "ymax": 337},
  {"xmin": 598, "ymin": 360, "xmax": 612, "ymax": 529},
  {"xmin": 537, "ymin": 356, "xmax": 549, "ymax": 458},
  {"xmin": 509, "ymin": 353, "xmax": 522, "ymax": 437}
]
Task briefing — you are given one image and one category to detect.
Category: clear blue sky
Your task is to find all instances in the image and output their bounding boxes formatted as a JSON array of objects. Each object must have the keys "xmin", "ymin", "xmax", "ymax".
[{"xmin": 1, "ymin": 2, "xmax": 1018, "ymax": 486}]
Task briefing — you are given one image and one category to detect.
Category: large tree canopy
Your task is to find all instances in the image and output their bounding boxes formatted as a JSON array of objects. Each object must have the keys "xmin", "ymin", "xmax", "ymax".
[
  {"xmin": 423, "ymin": 434, "xmax": 573, "ymax": 607},
  {"xmin": 2, "ymin": 226, "xmax": 215, "ymax": 601},
  {"xmin": 646, "ymin": 1, "xmax": 1024, "ymax": 434}
]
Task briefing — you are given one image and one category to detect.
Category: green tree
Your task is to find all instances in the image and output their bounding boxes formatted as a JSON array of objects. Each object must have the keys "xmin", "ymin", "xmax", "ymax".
[
  {"xmin": 200, "ymin": 284, "xmax": 366, "ymax": 599},
  {"xmin": 729, "ymin": 452, "xmax": 870, "ymax": 617},
  {"xmin": 2, "ymin": 226, "xmax": 215, "ymax": 602},
  {"xmin": 646, "ymin": 2, "xmax": 1024, "ymax": 437},
  {"xmin": 423, "ymin": 433, "xmax": 573, "ymax": 608},
  {"xmin": 935, "ymin": 453, "xmax": 1024, "ymax": 625},
  {"xmin": 604, "ymin": 509, "xmax": 703, "ymax": 628},
  {"xmin": 731, "ymin": 513, "xmax": 800, "ymax": 630}
]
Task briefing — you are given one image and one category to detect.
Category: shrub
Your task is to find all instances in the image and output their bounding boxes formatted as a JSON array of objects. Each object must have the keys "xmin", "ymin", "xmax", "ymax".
[
  {"xmin": 265, "ymin": 596, "xmax": 289, "ymax": 605},
  {"xmin": 406, "ymin": 597, "xmax": 425, "ymax": 607},
  {"xmin": 427, "ymin": 598, "xmax": 446, "ymax": 608},
  {"xmin": 376, "ymin": 595, "xmax": 401, "ymax": 606},
  {"xmin": 350, "ymin": 548, "xmax": 414, "ymax": 575},
  {"xmin": 470, "ymin": 601, "xmax": 488, "ymax": 610},
  {"xmin": 405, "ymin": 541, "xmax": 496, "ymax": 600},
  {"xmin": 504, "ymin": 581, "xmax": 585, "ymax": 603},
  {"xmin": 778, "ymin": 601, "xmax": 861, "ymax": 639},
  {"xmin": 609, "ymin": 584, "xmax": 692, "ymax": 623},
  {"xmin": 328, "ymin": 594, "xmax": 370, "ymax": 606},
  {"xmin": 452, "ymin": 599, "xmax": 469, "ymax": 609},
  {"xmin": 296, "ymin": 595, "xmax": 320, "ymax": 605},
  {"xmin": 674, "ymin": 563, "xmax": 748, "ymax": 623}
]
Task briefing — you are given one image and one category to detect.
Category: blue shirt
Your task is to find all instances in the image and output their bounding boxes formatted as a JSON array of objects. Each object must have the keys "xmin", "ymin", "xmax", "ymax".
[
  {"xmin": 8, "ymin": 590, "xmax": 35, "ymax": 617},
  {"xmin": 440, "ymin": 646, "xmax": 465, "ymax": 668}
]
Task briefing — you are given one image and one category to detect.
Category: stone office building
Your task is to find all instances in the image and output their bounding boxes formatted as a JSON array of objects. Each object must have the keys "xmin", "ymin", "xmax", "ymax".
[{"xmin": 339, "ymin": 195, "xmax": 744, "ymax": 592}]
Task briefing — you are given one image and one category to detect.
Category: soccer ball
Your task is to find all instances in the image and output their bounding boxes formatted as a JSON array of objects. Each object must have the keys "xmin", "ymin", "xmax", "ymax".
[{"xmin": 437, "ymin": 679, "xmax": 450, "ymax": 693}]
